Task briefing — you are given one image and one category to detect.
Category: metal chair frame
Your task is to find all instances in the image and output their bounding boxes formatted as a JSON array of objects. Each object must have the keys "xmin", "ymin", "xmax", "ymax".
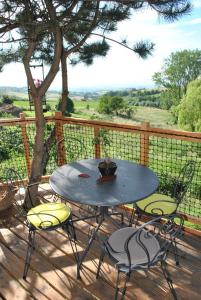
[
  {"xmin": 96, "ymin": 214, "xmax": 184, "ymax": 300},
  {"xmin": 129, "ymin": 160, "xmax": 196, "ymax": 227},
  {"xmin": 4, "ymin": 168, "xmax": 79, "ymax": 280},
  {"xmin": 23, "ymin": 210, "xmax": 78, "ymax": 279}
]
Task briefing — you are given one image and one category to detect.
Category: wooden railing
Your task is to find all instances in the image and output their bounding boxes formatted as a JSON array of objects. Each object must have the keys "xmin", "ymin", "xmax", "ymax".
[{"xmin": 1, "ymin": 112, "xmax": 201, "ymax": 224}]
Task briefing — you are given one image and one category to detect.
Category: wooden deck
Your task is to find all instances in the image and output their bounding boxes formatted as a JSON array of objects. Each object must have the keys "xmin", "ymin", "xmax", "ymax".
[{"xmin": 0, "ymin": 203, "xmax": 201, "ymax": 300}]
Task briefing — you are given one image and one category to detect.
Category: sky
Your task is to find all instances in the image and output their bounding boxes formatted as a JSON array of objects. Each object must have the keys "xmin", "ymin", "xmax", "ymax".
[{"xmin": 0, "ymin": 0, "xmax": 201, "ymax": 91}]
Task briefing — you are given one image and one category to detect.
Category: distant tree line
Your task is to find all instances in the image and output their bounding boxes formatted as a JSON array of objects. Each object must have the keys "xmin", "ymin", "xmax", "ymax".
[
  {"xmin": 153, "ymin": 49, "xmax": 201, "ymax": 131},
  {"xmin": 97, "ymin": 95, "xmax": 136, "ymax": 119},
  {"xmin": 102, "ymin": 89, "xmax": 162, "ymax": 109}
]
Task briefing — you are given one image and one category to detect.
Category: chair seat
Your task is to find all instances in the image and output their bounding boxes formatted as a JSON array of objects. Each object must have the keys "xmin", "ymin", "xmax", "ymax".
[
  {"xmin": 136, "ymin": 193, "xmax": 177, "ymax": 215},
  {"xmin": 27, "ymin": 202, "xmax": 71, "ymax": 229},
  {"xmin": 107, "ymin": 227, "xmax": 160, "ymax": 267}
]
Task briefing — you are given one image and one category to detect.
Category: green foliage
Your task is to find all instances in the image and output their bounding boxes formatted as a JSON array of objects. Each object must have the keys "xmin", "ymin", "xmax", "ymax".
[
  {"xmin": 92, "ymin": 128, "xmax": 111, "ymax": 158},
  {"xmin": 56, "ymin": 97, "xmax": 74, "ymax": 116},
  {"xmin": 153, "ymin": 49, "xmax": 201, "ymax": 109},
  {"xmin": 170, "ymin": 105, "xmax": 180, "ymax": 124},
  {"xmin": 98, "ymin": 95, "xmax": 125, "ymax": 115},
  {"xmin": 45, "ymin": 103, "xmax": 51, "ymax": 112},
  {"xmin": 0, "ymin": 126, "xmax": 24, "ymax": 162},
  {"xmin": 0, "ymin": 112, "xmax": 13, "ymax": 118},
  {"xmin": 178, "ymin": 79, "xmax": 201, "ymax": 132},
  {"xmin": 72, "ymin": 40, "xmax": 110, "ymax": 66},
  {"xmin": 159, "ymin": 90, "xmax": 177, "ymax": 110},
  {"xmin": 118, "ymin": 106, "xmax": 136, "ymax": 119},
  {"xmin": 118, "ymin": 89, "xmax": 161, "ymax": 108},
  {"xmin": 1, "ymin": 94, "xmax": 14, "ymax": 104}
]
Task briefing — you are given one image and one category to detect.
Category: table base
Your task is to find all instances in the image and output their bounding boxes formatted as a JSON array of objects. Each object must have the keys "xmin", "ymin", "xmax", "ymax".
[{"xmin": 72, "ymin": 206, "xmax": 124, "ymax": 279}]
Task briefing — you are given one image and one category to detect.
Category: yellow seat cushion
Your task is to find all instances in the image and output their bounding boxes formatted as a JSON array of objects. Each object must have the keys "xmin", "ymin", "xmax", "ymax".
[
  {"xmin": 136, "ymin": 193, "xmax": 177, "ymax": 215},
  {"xmin": 27, "ymin": 203, "xmax": 71, "ymax": 229}
]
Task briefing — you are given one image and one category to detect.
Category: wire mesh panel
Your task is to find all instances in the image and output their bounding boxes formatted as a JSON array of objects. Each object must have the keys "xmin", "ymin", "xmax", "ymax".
[
  {"xmin": 149, "ymin": 135, "xmax": 201, "ymax": 217},
  {"xmin": 0, "ymin": 116, "xmax": 201, "ymax": 221},
  {"xmin": 26, "ymin": 123, "xmax": 36, "ymax": 158},
  {"xmin": 0, "ymin": 125, "xmax": 27, "ymax": 178},
  {"xmin": 96, "ymin": 128, "xmax": 141, "ymax": 163},
  {"xmin": 62, "ymin": 123, "xmax": 95, "ymax": 163},
  {"xmin": 27, "ymin": 122, "xmax": 60, "ymax": 175},
  {"xmin": 43, "ymin": 122, "xmax": 58, "ymax": 174}
]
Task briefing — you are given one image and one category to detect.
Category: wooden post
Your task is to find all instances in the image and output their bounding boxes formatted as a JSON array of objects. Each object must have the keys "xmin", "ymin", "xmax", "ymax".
[
  {"xmin": 20, "ymin": 113, "xmax": 31, "ymax": 176},
  {"xmin": 140, "ymin": 122, "xmax": 150, "ymax": 166},
  {"xmin": 55, "ymin": 111, "xmax": 66, "ymax": 165},
  {"xmin": 94, "ymin": 127, "xmax": 101, "ymax": 159}
]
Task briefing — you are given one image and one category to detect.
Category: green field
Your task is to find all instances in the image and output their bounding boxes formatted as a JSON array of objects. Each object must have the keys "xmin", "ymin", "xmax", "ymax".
[{"xmin": 12, "ymin": 98, "xmax": 177, "ymax": 129}]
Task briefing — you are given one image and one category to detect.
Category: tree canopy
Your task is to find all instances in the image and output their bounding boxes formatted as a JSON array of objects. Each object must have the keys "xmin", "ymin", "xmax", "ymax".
[
  {"xmin": 178, "ymin": 79, "xmax": 201, "ymax": 132},
  {"xmin": 57, "ymin": 97, "xmax": 74, "ymax": 116},
  {"xmin": 153, "ymin": 49, "xmax": 201, "ymax": 109},
  {"xmin": 0, "ymin": 0, "xmax": 192, "ymax": 206},
  {"xmin": 98, "ymin": 95, "xmax": 125, "ymax": 115}
]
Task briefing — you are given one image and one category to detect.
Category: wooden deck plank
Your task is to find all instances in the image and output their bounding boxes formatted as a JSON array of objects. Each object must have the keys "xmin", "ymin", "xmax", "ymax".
[
  {"xmin": 7, "ymin": 218, "xmax": 118, "ymax": 300},
  {"xmin": 0, "ymin": 262, "xmax": 33, "ymax": 300},
  {"xmin": 0, "ymin": 228, "xmax": 71, "ymax": 300},
  {"xmin": 0, "ymin": 203, "xmax": 201, "ymax": 300},
  {"xmin": 2, "ymin": 225, "xmax": 98, "ymax": 300}
]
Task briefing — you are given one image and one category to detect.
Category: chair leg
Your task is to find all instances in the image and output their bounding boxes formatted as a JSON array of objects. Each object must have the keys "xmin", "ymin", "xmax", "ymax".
[
  {"xmin": 23, "ymin": 229, "xmax": 35, "ymax": 280},
  {"xmin": 120, "ymin": 272, "xmax": 131, "ymax": 300},
  {"xmin": 129, "ymin": 206, "xmax": 140, "ymax": 227},
  {"xmin": 115, "ymin": 270, "xmax": 130, "ymax": 300},
  {"xmin": 96, "ymin": 250, "xmax": 105, "ymax": 279},
  {"xmin": 64, "ymin": 223, "xmax": 79, "ymax": 264},
  {"xmin": 114, "ymin": 270, "xmax": 121, "ymax": 300},
  {"xmin": 161, "ymin": 260, "xmax": 178, "ymax": 300},
  {"xmin": 173, "ymin": 240, "xmax": 180, "ymax": 266},
  {"xmin": 68, "ymin": 219, "xmax": 77, "ymax": 241}
]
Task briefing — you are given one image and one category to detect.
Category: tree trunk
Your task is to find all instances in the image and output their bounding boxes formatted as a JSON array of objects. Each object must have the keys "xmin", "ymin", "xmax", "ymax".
[
  {"xmin": 41, "ymin": 51, "xmax": 69, "ymax": 174},
  {"xmin": 61, "ymin": 50, "xmax": 68, "ymax": 114},
  {"xmin": 41, "ymin": 127, "xmax": 56, "ymax": 174},
  {"xmin": 24, "ymin": 94, "xmax": 46, "ymax": 209}
]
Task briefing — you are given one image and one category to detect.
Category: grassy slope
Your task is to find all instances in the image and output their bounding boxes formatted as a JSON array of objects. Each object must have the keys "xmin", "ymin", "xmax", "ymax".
[{"xmin": 12, "ymin": 98, "xmax": 177, "ymax": 129}]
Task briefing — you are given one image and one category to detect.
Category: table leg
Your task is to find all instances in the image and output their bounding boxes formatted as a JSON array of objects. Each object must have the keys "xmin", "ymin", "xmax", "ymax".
[{"xmin": 77, "ymin": 208, "xmax": 105, "ymax": 279}]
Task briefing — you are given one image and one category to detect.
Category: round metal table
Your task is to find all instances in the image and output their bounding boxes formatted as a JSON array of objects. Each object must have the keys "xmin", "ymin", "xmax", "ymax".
[
  {"xmin": 49, "ymin": 158, "xmax": 159, "ymax": 207},
  {"xmin": 49, "ymin": 159, "xmax": 159, "ymax": 278}
]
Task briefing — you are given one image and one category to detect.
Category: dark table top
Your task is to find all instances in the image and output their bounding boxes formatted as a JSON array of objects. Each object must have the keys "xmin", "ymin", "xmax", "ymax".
[{"xmin": 49, "ymin": 159, "xmax": 159, "ymax": 207}]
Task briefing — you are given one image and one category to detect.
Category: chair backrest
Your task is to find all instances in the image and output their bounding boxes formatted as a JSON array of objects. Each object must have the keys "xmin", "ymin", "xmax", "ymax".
[
  {"xmin": 105, "ymin": 214, "xmax": 184, "ymax": 271},
  {"xmin": 171, "ymin": 160, "xmax": 196, "ymax": 204}
]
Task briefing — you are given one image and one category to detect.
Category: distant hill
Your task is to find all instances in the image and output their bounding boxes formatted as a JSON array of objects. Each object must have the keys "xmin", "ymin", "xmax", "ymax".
[
  {"xmin": 0, "ymin": 86, "xmax": 27, "ymax": 93},
  {"xmin": 0, "ymin": 86, "xmax": 100, "ymax": 100},
  {"xmin": 0, "ymin": 86, "xmax": 61, "ymax": 100}
]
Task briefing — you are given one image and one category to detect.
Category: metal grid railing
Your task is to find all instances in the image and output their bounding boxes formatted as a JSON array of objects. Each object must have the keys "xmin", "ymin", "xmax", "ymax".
[
  {"xmin": 99, "ymin": 129, "xmax": 141, "ymax": 163},
  {"xmin": 0, "ymin": 113, "xmax": 201, "ymax": 221},
  {"xmin": 0, "ymin": 124, "xmax": 27, "ymax": 178},
  {"xmin": 148, "ymin": 135, "xmax": 201, "ymax": 217}
]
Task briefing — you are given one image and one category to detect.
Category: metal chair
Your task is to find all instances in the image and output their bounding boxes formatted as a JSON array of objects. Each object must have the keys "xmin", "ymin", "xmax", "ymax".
[
  {"xmin": 96, "ymin": 214, "xmax": 184, "ymax": 300},
  {"xmin": 5, "ymin": 168, "xmax": 78, "ymax": 280},
  {"xmin": 128, "ymin": 161, "xmax": 196, "ymax": 227}
]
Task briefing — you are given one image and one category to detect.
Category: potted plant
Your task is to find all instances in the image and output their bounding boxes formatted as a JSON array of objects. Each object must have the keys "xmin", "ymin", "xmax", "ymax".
[{"xmin": 93, "ymin": 129, "xmax": 117, "ymax": 178}]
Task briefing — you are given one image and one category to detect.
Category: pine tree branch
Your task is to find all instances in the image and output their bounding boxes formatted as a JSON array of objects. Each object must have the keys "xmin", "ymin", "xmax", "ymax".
[{"xmin": 65, "ymin": 1, "xmax": 101, "ymax": 56}]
